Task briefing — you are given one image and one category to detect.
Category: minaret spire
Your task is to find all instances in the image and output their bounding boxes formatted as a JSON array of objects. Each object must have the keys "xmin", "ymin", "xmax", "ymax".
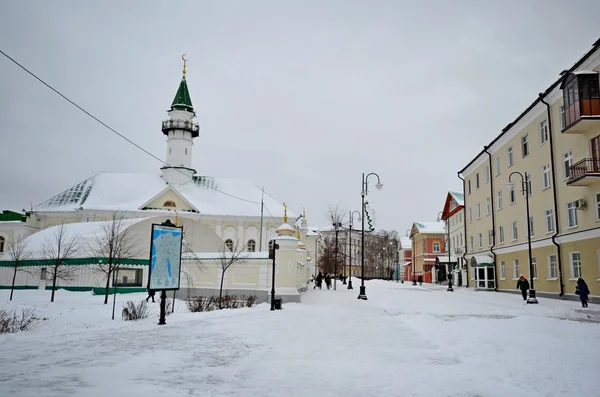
[{"xmin": 182, "ymin": 54, "xmax": 187, "ymax": 78}]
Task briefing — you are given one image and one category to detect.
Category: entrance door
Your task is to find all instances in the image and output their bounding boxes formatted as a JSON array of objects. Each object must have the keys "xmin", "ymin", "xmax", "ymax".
[
  {"xmin": 477, "ymin": 268, "xmax": 486, "ymax": 288},
  {"xmin": 486, "ymin": 267, "xmax": 496, "ymax": 289}
]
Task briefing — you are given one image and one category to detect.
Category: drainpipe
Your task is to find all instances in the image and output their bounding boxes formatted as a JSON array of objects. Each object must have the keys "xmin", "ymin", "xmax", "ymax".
[
  {"xmin": 539, "ymin": 93, "xmax": 565, "ymax": 297},
  {"xmin": 457, "ymin": 172, "xmax": 469, "ymax": 288},
  {"xmin": 483, "ymin": 146, "xmax": 498, "ymax": 291}
]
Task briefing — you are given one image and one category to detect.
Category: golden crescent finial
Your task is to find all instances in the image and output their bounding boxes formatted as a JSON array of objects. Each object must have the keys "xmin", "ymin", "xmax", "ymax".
[
  {"xmin": 181, "ymin": 54, "xmax": 187, "ymax": 78},
  {"xmin": 283, "ymin": 202, "xmax": 288, "ymax": 224}
]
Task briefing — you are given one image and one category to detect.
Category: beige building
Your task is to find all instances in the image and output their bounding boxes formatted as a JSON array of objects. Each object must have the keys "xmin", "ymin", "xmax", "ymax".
[{"xmin": 459, "ymin": 38, "xmax": 600, "ymax": 300}]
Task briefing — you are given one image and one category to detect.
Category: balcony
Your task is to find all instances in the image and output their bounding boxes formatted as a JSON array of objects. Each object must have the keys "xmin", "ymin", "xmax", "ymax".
[
  {"xmin": 161, "ymin": 119, "xmax": 200, "ymax": 138},
  {"xmin": 567, "ymin": 158, "xmax": 600, "ymax": 186},
  {"xmin": 561, "ymin": 71, "xmax": 600, "ymax": 135}
]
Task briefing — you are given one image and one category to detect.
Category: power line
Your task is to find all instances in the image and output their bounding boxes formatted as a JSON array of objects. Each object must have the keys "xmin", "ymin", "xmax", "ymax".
[{"xmin": 0, "ymin": 49, "xmax": 260, "ymax": 206}]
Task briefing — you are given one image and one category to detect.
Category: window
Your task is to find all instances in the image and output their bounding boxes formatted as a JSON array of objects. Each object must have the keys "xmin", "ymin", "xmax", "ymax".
[
  {"xmin": 513, "ymin": 259, "xmax": 520, "ymax": 279},
  {"xmin": 508, "ymin": 146, "xmax": 514, "ymax": 166},
  {"xmin": 433, "ymin": 242, "xmax": 440, "ymax": 253},
  {"xmin": 477, "ymin": 203, "xmax": 481, "ymax": 219},
  {"xmin": 500, "ymin": 261, "xmax": 506, "ymax": 279},
  {"xmin": 488, "ymin": 230, "xmax": 493, "ymax": 246},
  {"xmin": 470, "ymin": 236, "xmax": 474, "ymax": 250},
  {"xmin": 567, "ymin": 202, "xmax": 578, "ymax": 228},
  {"xmin": 225, "ymin": 239, "xmax": 234, "ymax": 251},
  {"xmin": 570, "ymin": 252, "xmax": 582, "ymax": 279},
  {"xmin": 509, "ymin": 187, "xmax": 516, "ymax": 204},
  {"xmin": 163, "ymin": 200, "xmax": 176, "ymax": 208},
  {"xmin": 114, "ymin": 268, "xmax": 143, "ymax": 287},
  {"xmin": 476, "ymin": 173, "xmax": 480, "ymax": 189},
  {"xmin": 539, "ymin": 120, "xmax": 548, "ymax": 144},
  {"xmin": 542, "ymin": 165, "xmax": 551, "ymax": 189},
  {"xmin": 521, "ymin": 135, "xmax": 529, "ymax": 156},
  {"xmin": 468, "ymin": 180, "xmax": 472, "ymax": 195},
  {"xmin": 40, "ymin": 267, "xmax": 47, "ymax": 280},
  {"xmin": 247, "ymin": 239, "xmax": 256, "ymax": 252},
  {"xmin": 596, "ymin": 192, "xmax": 600, "ymax": 220},
  {"xmin": 560, "ymin": 105, "xmax": 565, "ymax": 130},
  {"xmin": 460, "ymin": 233, "xmax": 463, "ymax": 246},
  {"xmin": 525, "ymin": 173, "xmax": 532, "ymax": 196},
  {"xmin": 484, "ymin": 165, "xmax": 490, "ymax": 183},
  {"xmin": 486, "ymin": 197, "xmax": 491, "ymax": 215},
  {"xmin": 0, "ymin": 236, "xmax": 4, "ymax": 253},
  {"xmin": 495, "ymin": 157, "xmax": 501, "ymax": 175},
  {"xmin": 497, "ymin": 191, "xmax": 503, "ymax": 209},
  {"xmin": 498, "ymin": 225, "xmax": 505, "ymax": 244},
  {"xmin": 548, "ymin": 254, "xmax": 557, "ymax": 279},
  {"xmin": 468, "ymin": 208, "xmax": 472, "ymax": 223},
  {"xmin": 478, "ymin": 233, "xmax": 483, "ymax": 248},
  {"xmin": 545, "ymin": 209, "xmax": 554, "ymax": 233},
  {"xmin": 564, "ymin": 152, "xmax": 572, "ymax": 179},
  {"xmin": 528, "ymin": 216, "xmax": 534, "ymax": 237},
  {"xmin": 512, "ymin": 221, "xmax": 518, "ymax": 241},
  {"xmin": 531, "ymin": 257, "xmax": 537, "ymax": 279}
]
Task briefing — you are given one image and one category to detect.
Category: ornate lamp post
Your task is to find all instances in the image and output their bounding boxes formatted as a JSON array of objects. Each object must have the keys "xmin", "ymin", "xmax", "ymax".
[
  {"xmin": 507, "ymin": 171, "xmax": 538, "ymax": 304},
  {"xmin": 348, "ymin": 210, "xmax": 361, "ymax": 290},
  {"xmin": 357, "ymin": 172, "xmax": 383, "ymax": 301}
]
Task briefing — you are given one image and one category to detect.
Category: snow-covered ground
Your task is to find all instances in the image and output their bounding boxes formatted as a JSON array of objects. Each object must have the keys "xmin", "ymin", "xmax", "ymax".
[{"xmin": 1, "ymin": 281, "xmax": 599, "ymax": 397}]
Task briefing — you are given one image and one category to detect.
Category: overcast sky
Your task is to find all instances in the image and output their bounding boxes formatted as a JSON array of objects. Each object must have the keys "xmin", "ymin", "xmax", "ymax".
[{"xmin": 1, "ymin": 0, "xmax": 599, "ymax": 232}]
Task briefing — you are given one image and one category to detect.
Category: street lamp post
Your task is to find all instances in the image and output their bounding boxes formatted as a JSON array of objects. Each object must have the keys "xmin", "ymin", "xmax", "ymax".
[
  {"xmin": 348, "ymin": 211, "xmax": 361, "ymax": 290},
  {"xmin": 358, "ymin": 172, "xmax": 383, "ymax": 301},
  {"xmin": 269, "ymin": 241, "xmax": 280, "ymax": 311},
  {"xmin": 507, "ymin": 171, "xmax": 538, "ymax": 304},
  {"xmin": 333, "ymin": 222, "xmax": 342, "ymax": 290},
  {"xmin": 437, "ymin": 211, "xmax": 453, "ymax": 292}
]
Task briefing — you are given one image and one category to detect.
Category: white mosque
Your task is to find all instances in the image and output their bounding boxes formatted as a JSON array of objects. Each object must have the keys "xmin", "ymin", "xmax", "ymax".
[{"xmin": 0, "ymin": 58, "xmax": 318, "ymax": 303}]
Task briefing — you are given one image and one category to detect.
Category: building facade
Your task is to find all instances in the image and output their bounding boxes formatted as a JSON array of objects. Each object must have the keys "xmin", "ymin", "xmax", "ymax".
[
  {"xmin": 440, "ymin": 192, "xmax": 467, "ymax": 286},
  {"xmin": 399, "ymin": 236, "xmax": 412, "ymax": 282},
  {"xmin": 409, "ymin": 221, "xmax": 446, "ymax": 283},
  {"xmin": 459, "ymin": 38, "xmax": 600, "ymax": 300}
]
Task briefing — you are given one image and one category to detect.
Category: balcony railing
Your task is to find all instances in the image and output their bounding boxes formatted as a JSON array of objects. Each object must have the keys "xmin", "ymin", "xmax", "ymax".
[
  {"xmin": 567, "ymin": 158, "xmax": 600, "ymax": 185},
  {"xmin": 161, "ymin": 119, "xmax": 200, "ymax": 137}
]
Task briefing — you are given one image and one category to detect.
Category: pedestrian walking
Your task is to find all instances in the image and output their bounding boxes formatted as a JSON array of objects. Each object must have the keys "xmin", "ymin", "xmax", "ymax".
[
  {"xmin": 145, "ymin": 289, "xmax": 156, "ymax": 302},
  {"xmin": 576, "ymin": 278, "xmax": 590, "ymax": 308},
  {"xmin": 516, "ymin": 275, "xmax": 529, "ymax": 301}
]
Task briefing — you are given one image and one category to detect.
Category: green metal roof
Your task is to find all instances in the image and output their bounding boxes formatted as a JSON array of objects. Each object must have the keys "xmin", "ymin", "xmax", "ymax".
[
  {"xmin": 0, "ymin": 257, "xmax": 149, "ymax": 267},
  {"xmin": 0, "ymin": 210, "xmax": 26, "ymax": 222},
  {"xmin": 171, "ymin": 77, "xmax": 194, "ymax": 112}
]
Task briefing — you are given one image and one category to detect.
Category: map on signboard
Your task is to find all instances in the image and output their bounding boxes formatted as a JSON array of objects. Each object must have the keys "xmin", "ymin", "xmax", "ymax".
[{"xmin": 149, "ymin": 225, "xmax": 183, "ymax": 290}]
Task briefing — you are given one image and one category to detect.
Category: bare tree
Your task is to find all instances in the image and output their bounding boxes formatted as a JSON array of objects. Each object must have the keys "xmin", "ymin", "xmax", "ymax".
[
  {"xmin": 327, "ymin": 204, "xmax": 346, "ymax": 289},
  {"xmin": 6, "ymin": 235, "xmax": 32, "ymax": 301},
  {"xmin": 318, "ymin": 236, "xmax": 345, "ymax": 275},
  {"xmin": 42, "ymin": 223, "xmax": 81, "ymax": 302},
  {"xmin": 89, "ymin": 213, "xmax": 143, "ymax": 304},
  {"xmin": 215, "ymin": 240, "xmax": 247, "ymax": 309},
  {"xmin": 179, "ymin": 237, "xmax": 205, "ymax": 292}
]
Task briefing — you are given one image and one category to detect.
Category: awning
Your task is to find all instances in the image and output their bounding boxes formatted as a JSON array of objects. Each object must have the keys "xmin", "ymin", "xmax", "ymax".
[
  {"xmin": 400, "ymin": 262, "xmax": 411, "ymax": 267},
  {"xmin": 469, "ymin": 255, "xmax": 494, "ymax": 266},
  {"xmin": 436, "ymin": 255, "xmax": 458, "ymax": 264}
]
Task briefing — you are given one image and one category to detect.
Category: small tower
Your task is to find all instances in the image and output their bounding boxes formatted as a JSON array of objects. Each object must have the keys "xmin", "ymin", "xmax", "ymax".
[{"xmin": 161, "ymin": 55, "xmax": 200, "ymax": 185}]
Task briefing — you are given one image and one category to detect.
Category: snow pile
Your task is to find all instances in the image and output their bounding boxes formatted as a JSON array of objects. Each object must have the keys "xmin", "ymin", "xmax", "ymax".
[{"xmin": 1, "ymin": 282, "xmax": 599, "ymax": 396}]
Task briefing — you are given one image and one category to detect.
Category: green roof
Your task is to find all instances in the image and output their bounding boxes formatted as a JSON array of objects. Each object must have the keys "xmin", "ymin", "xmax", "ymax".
[
  {"xmin": 171, "ymin": 77, "xmax": 194, "ymax": 112},
  {"xmin": 0, "ymin": 210, "xmax": 26, "ymax": 222}
]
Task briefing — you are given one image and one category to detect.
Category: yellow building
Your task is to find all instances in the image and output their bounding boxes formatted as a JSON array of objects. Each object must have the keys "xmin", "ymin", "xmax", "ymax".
[{"xmin": 459, "ymin": 38, "xmax": 600, "ymax": 300}]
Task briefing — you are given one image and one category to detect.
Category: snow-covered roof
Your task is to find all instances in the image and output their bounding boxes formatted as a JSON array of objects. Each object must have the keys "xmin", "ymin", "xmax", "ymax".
[
  {"xmin": 16, "ymin": 218, "xmax": 150, "ymax": 259},
  {"xmin": 449, "ymin": 191, "xmax": 464, "ymax": 206},
  {"xmin": 413, "ymin": 221, "xmax": 445, "ymax": 234},
  {"xmin": 34, "ymin": 172, "xmax": 290, "ymax": 218},
  {"xmin": 436, "ymin": 255, "xmax": 459, "ymax": 263},
  {"xmin": 400, "ymin": 236, "xmax": 412, "ymax": 250}
]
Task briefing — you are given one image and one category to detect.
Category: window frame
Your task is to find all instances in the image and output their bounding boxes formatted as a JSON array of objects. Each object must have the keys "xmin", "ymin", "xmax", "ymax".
[
  {"xmin": 498, "ymin": 226, "xmax": 504, "ymax": 244},
  {"xmin": 547, "ymin": 254, "xmax": 557, "ymax": 279},
  {"xmin": 569, "ymin": 251, "xmax": 582, "ymax": 279},
  {"xmin": 563, "ymin": 151, "xmax": 572, "ymax": 180},
  {"xmin": 512, "ymin": 221, "xmax": 518, "ymax": 241},
  {"xmin": 567, "ymin": 202, "xmax": 578, "ymax": 228},
  {"xmin": 508, "ymin": 146, "xmax": 514, "ymax": 167},
  {"xmin": 545, "ymin": 209, "xmax": 554, "ymax": 233},
  {"xmin": 500, "ymin": 261, "xmax": 506, "ymax": 280},
  {"xmin": 513, "ymin": 259, "xmax": 520, "ymax": 280},
  {"xmin": 542, "ymin": 165, "xmax": 551, "ymax": 189},
  {"xmin": 539, "ymin": 120, "xmax": 549, "ymax": 144},
  {"xmin": 521, "ymin": 134, "xmax": 529, "ymax": 157},
  {"xmin": 497, "ymin": 190, "xmax": 503, "ymax": 210}
]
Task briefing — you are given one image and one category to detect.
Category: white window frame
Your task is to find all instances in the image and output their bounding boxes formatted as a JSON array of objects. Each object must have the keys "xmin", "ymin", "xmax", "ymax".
[
  {"xmin": 484, "ymin": 165, "xmax": 490, "ymax": 184},
  {"xmin": 531, "ymin": 257, "xmax": 537, "ymax": 279},
  {"xmin": 545, "ymin": 209, "xmax": 554, "ymax": 233},
  {"xmin": 509, "ymin": 187, "xmax": 516, "ymax": 204},
  {"xmin": 513, "ymin": 259, "xmax": 520, "ymax": 280},
  {"xmin": 508, "ymin": 146, "xmax": 514, "ymax": 167},
  {"xmin": 539, "ymin": 120, "xmax": 548, "ymax": 144},
  {"xmin": 499, "ymin": 261, "xmax": 506, "ymax": 280},
  {"xmin": 476, "ymin": 173, "xmax": 480, "ymax": 189},
  {"xmin": 563, "ymin": 151, "xmax": 572, "ymax": 180},
  {"xmin": 488, "ymin": 230, "xmax": 493, "ymax": 246},
  {"xmin": 525, "ymin": 173, "xmax": 532, "ymax": 196},
  {"xmin": 521, "ymin": 134, "xmax": 529, "ymax": 157},
  {"xmin": 512, "ymin": 221, "xmax": 518, "ymax": 241},
  {"xmin": 486, "ymin": 197, "xmax": 491, "ymax": 215},
  {"xmin": 542, "ymin": 165, "xmax": 551, "ymax": 189},
  {"xmin": 468, "ymin": 207, "xmax": 472, "ymax": 223},
  {"xmin": 567, "ymin": 202, "xmax": 578, "ymax": 228},
  {"xmin": 497, "ymin": 190, "xmax": 503, "ymax": 210},
  {"xmin": 596, "ymin": 192, "xmax": 600, "ymax": 221},
  {"xmin": 495, "ymin": 157, "xmax": 501, "ymax": 176},
  {"xmin": 468, "ymin": 180, "xmax": 472, "ymax": 195},
  {"xmin": 560, "ymin": 105, "xmax": 565, "ymax": 130},
  {"xmin": 569, "ymin": 251, "xmax": 582, "ymax": 280},
  {"xmin": 477, "ymin": 203, "xmax": 481, "ymax": 219},
  {"xmin": 498, "ymin": 226, "xmax": 504, "ymax": 244},
  {"xmin": 478, "ymin": 233, "xmax": 483, "ymax": 249},
  {"xmin": 528, "ymin": 216, "xmax": 534, "ymax": 238},
  {"xmin": 470, "ymin": 236, "xmax": 474, "ymax": 250},
  {"xmin": 547, "ymin": 254, "xmax": 557, "ymax": 280},
  {"xmin": 433, "ymin": 242, "xmax": 440, "ymax": 253}
]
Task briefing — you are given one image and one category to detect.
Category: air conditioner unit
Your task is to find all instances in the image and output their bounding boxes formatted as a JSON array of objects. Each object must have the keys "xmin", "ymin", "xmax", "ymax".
[{"xmin": 575, "ymin": 199, "xmax": 587, "ymax": 210}]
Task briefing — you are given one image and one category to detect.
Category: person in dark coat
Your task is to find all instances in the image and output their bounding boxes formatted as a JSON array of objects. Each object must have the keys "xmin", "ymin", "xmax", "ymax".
[
  {"xmin": 315, "ymin": 272, "xmax": 323, "ymax": 290},
  {"xmin": 576, "ymin": 278, "xmax": 590, "ymax": 308},
  {"xmin": 324, "ymin": 274, "xmax": 332, "ymax": 290},
  {"xmin": 516, "ymin": 275, "xmax": 529, "ymax": 300},
  {"xmin": 417, "ymin": 275, "xmax": 423, "ymax": 286},
  {"xmin": 145, "ymin": 289, "xmax": 156, "ymax": 302}
]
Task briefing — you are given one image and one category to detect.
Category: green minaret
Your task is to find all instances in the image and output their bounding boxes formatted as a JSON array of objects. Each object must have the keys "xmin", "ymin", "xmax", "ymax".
[{"xmin": 170, "ymin": 55, "xmax": 194, "ymax": 112}]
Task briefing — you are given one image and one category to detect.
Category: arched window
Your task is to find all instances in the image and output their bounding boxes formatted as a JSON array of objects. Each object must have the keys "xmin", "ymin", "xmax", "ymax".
[
  {"xmin": 247, "ymin": 239, "xmax": 256, "ymax": 252},
  {"xmin": 0, "ymin": 236, "xmax": 4, "ymax": 253},
  {"xmin": 225, "ymin": 239, "xmax": 233, "ymax": 252},
  {"xmin": 163, "ymin": 200, "xmax": 176, "ymax": 208}
]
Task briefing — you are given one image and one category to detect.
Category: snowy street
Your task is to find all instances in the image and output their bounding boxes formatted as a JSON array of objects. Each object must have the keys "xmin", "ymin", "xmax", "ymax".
[{"xmin": 1, "ymin": 281, "xmax": 599, "ymax": 397}]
